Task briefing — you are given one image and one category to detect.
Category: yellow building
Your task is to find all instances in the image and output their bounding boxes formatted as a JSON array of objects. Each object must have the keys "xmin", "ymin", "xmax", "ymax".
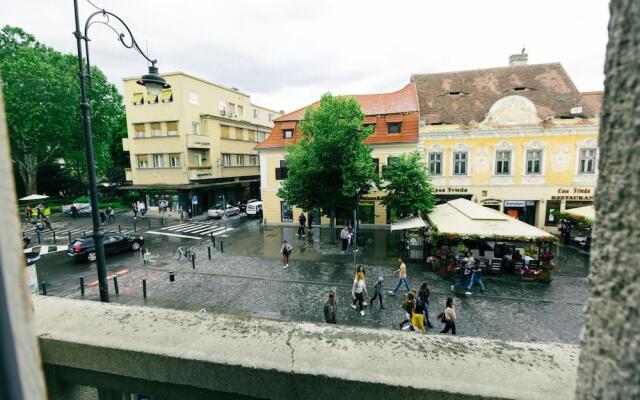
[
  {"xmin": 412, "ymin": 54, "xmax": 602, "ymax": 231},
  {"xmin": 121, "ymin": 72, "xmax": 281, "ymax": 214}
]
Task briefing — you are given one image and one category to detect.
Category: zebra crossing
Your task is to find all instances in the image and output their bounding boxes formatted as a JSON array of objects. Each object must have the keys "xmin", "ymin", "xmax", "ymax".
[
  {"xmin": 148, "ymin": 221, "xmax": 235, "ymax": 239},
  {"xmin": 24, "ymin": 244, "xmax": 69, "ymax": 256},
  {"xmin": 24, "ymin": 225, "xmax": 136, "ymax": 242}
]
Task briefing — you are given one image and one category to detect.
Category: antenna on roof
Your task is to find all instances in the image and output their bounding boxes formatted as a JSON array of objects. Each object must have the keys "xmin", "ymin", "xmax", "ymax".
[{"xmin": 522, "ymin": 46, "xmax": 526, "ymax": 54}]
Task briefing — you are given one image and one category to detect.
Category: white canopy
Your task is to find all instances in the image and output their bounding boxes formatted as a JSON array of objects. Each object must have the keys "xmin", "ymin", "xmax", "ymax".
[
  {"xmin": 428, "ymin": 198, "xmax": 553, "ymax": 240},
  {"xmin": 565, "ymin": 205, "xmax": 595, "ymax": 221},
  {"xmin": 390, "ymin": 216, "xmax": 426, "ymax": 231},
  {"xmin": 19, "ymin": 194, "xmax": 49, "ymax": 201}
]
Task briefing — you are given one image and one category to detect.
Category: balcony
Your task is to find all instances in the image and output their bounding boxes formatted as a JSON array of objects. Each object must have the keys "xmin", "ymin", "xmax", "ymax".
[
  {"xmin": 188, "ymin": 165, "xmax": 212, "ymax": 179},
  {"xmin": 186, "ymin": 134, "xmax": 210, "ymax": 149},
  {"xmin": 35, "ymin": 296, "xmax": 578, "ymax": 400}
]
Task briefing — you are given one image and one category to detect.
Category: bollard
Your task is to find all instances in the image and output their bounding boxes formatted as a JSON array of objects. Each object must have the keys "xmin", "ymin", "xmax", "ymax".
[
  {"xmin": 113, "ymin": 276, "xmax": 119, "ymax": 294},
  {"xmin": 148, "ymin": 219, "xmax": 151, "ymax": 230},
  {"xmin": 134, "ymin": 221, "xmax": 137, "ymax": 232},
  {"xmin": 37, "ymin": 231, "xmax": 41, "ymax": 245},
  {"xmin": 142, "ymin": 279, "xmax": 147, "ymax": 298},
  {"xmin": 80, "ymin": 276, "xmax": 85, "ymax": 296},
  {"xmin": 68, "ymin": 231, "xmax": 72, "ymax": 243},
  {"xmin": 169, "ymin": 271, "xmax": 175, "ymax": 282},
  {"xmin": 41, "ymin": 281, "xmax": 47, "ymax": 296},
  {"xmin": 208, "ymin": 246, "xmax": 211, "ymax": 260},
  {"xmin": 118, "ymin": 225, "xmax": 122, "ymax": 233},
  {"xmin": 191, "ymin": 253, "xmax": 196, "ymax": 269},
  {"xmin": 53, "ymin": 231, "xmax": 57, "ymax": 245},
  {"xmin": 220, "ymin": 241, "xmax": 224, "ymax": 253},
  {"xmin": 212, "ymin": 235, "xmax": 216, "ymax": 248},
  {"xmin": 83, "ymin": 231, "xmax": 86, "ymax": 238}
]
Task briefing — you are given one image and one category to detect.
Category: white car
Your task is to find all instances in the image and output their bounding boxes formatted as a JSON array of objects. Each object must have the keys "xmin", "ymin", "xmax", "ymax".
[
  {"xmin": 246, "ymin": 201, "xmax": 263, "ymax": 218},
  {"xmin": 207, "ymin": 204, "xmax": 240, "ymax": 219}
]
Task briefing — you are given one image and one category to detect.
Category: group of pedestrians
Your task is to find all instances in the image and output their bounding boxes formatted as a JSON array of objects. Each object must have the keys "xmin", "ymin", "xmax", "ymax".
[
  {"xmin": 451, "ymin": 251, "xmax": 485, "ymax": 296},
  {"xmin": 99, "ymin": 206, "xmax": 116, "ymax": 224},
  {"xmin": 24, "ymin": 204, "xmax": 52, "ymax": 232},
  {"xmin": 132, "ymin": 201, "xmax": 147, "ymax": 219}
]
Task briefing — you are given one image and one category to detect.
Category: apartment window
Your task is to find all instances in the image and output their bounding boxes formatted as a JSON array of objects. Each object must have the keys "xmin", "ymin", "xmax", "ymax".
[
  {"xmin": 222, "ymin": 154, "xmax": 231, "ymax": 166},
  {"xmin": 189, "ymin": 91, "xmax": 199, "ymax": 105},
  {"xmin": 236, "ymin": 128, "xmax": 246, "ymax": 140},
  {"xmin": 147, "ymin": 94, "xmax": 159, "ymax": 104},
  {"xmin": 236, "ymin": 154, "xmax": 245, "ymax": 166},
  {"xmin": 220, "ymin": 125, "xmax": 230, "ymax": 139},
  {"xmin": 134, "ymin": 123, "xmax": 146, "ymax": 138},
  {"xmin": 160, "ymin": 89, "xmax": 173, "ymax": 103},
  {"xmin": 150, "ymin": 122, "xmax": 162, "ymax": 137},
  {"xmin": 257, "ymin": 131, "xmax": 267, "ymax": 142},
  {"xmin": 283, "ymin": 129, "xmax": 294, "ymax": 139},
  {"xmin": 153, "ymin": 154, "xmax": 164, "ymax": 168},
  {"xmin": 373, "ymin": 158, "xmax": 380, "ymax": 174},
  {"xmin": 429, "ymin": 152, "xmax": 442, "ymax": 175},
  {"xmin": 526, "ymin": 150, "xmax": 542, "ymax": 174},
  {"xmin": 132, "ymin": 92, "xmax": 144, "ymax": 106},
  {"xmin": 579, "ymin": 148, "xmax": 597, "ymax": 174},
  {"xmin": 250, "ymin": 155, "xmax": 257, "ymax": 166},
  {"xmin": 452, "ymin": 152, "xmax": 467, "ymax": 175},
  {"xmin": 192, "ymin": 122, "xmax": 200, "ymax": 135},
  {"xmin": 275, "ymin": 160, "xmax": 288, "ymax": 180},
  {"xmin": 253, "ymin": 109, "xmax": 259, "ymax": 119},
  {"xmin": 387, "ymin": 123, "xmax": 401, "ymax": 134},
  {"xmin": 194, "ymin": 152, "xmax": 206, "ymax": 167},
  {"xmin": 169, "ymin": 154, "xmax": 181, "ymax": 168},
  {"xmin": 219, "ymin": 101, "xmax": 227, "ymax": 115},
  {"xmin": 248, "ymin": 130, "xmax": 256, "ymax": 142},
  {"xmin": 136, "ymin": 155, "xmax": 149, "ymax": 168},
  {"xmin": 237, "ymin": 105, "xmax": 244, "ymax": 118},
  {"xmin": 228, "ymin": 103, "xmax": 236, "ymax": 115},
  {"xmin": 496, "ymin": 150, "xmax": 511, "ymax": 174},
  {"xmin": 167, "ymin": 121, "xmax": 178, "ymax": 136}
]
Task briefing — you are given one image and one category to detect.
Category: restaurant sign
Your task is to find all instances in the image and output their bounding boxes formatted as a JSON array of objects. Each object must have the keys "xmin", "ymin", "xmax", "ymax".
[
  {"xmin": 433, "ymin": 187, "xmax": 468, "ymax": 193},
  {"xmin": 550, "ymin": 187, "xmax": 594, "ymax": 201}
]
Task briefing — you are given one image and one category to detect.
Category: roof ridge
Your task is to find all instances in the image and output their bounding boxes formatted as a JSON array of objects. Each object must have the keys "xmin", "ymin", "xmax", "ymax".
[{"xmin": 411, "ymin": 62, "xmax": 563, "ymax": 80}]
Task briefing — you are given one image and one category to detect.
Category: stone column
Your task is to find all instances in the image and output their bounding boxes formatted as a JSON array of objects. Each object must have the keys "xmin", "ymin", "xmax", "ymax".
[{"xmin": 575, "ymin": 0, "xmax": 640, "ymax": 398}]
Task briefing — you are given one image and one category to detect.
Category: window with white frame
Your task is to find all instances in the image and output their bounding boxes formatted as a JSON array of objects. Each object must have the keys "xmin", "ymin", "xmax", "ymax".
[
  {"xmin": 250, "ymin": 155, "xmax": 257, "ymax": 166},
  {"xmin": 428, "ymin": 152, "xmax": 442, "ymax": 175},
  {"xmin": 134, "ymin": 123, "xmax": 146, "ymax": 138},
  {"xmin": 219, "ymin": 101, "xmax": 227, "ymax": 115},
  {"xmin": 496, "ymin": 150, "xmax": 511, "ymax": 174},
  {"xmin": 237, "ymin": 105, "xmax": 244, "ymax": 118},
  {"xmin": 228, "ymin": 103, "xmax": 236, "ymax": 115},
  {"xmin": 188, "ymin": 91, "xmax": 199, "ymax": 105},
  {"xmin": 453, "ymin": 152, "xmax": 467, "ymax": 175},
  {"xmin": 169, "ymin": 154, "xmax": 181, "ymax": 168},
  {"xmin": 153, "ymin": 154, "xmax": 164, "ymax": 168},
  {"xmin": 136, "ymin": 155, "xmax": 149, "ymax": 168},
  {"xmin": 579, "ymin": 148, "xmax": 597, "ymax": 174},
  {"xmin": 236, "ymin": 154, "xmax": 245, "ymax": 166},
  {"xmin": 526, "ymin": 149, "xmax": 542, "ymax": 174},
  {"xmin": 222, "ymin": 154, "xmax": 231, "ymax": 166},
  {"xmin": 150, "ymin": 122, "xmax": 162, "ymax": 137},
  {"xmin": 192, "ymin": 122, "xmax": 200, "ymax": 135},
  {"xmin": 167, "ymin": 121, "xmax": 178, "ymax": 136},
  {"xmin": 257, "ymin": 131, "xmax": 267, "ymax": 142}
]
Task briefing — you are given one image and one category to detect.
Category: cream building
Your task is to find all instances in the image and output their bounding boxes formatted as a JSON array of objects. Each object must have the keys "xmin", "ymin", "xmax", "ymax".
[
  {"xmin": 122, "ymin": 72, "xmax": 281, "ymax": 214},
  {"xmin": 412, "ymin": 54, "xmax": 602, "ymax": 231}
]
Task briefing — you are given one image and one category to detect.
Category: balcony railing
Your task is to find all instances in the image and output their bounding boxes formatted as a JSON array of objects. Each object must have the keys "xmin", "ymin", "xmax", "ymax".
[{"xmin": 186, "ymin": 134, "xmax": 210, "ymax": 149}]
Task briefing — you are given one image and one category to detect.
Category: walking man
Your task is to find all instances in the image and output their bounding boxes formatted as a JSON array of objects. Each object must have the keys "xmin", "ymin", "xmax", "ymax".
[
  {"xmin": 70, "ymin": 204, "xmax": 78, "ymax": 219},
  {"xmin": 466, "ymin": 260, "xmax": 485, "ymax": 294},
  {"xmin": 107, "ymin": 206, "xmax": 115, "ymax": 223},
  {"xmin": 340, "ymin": 225, "xmax": 350, "ymax": 254},
  {"xmin": 388, "ymin": 257, "xmax": 410, "ymax": 296},
  {"xmin": 298, "ymin": 213, "xmax": 306, "ymax": 236},
  {"xmin": 452, "ymin": 252, "xmax": 474, "ymax": 294},
  {"xmin": 370, "ymin": 276, "xmax": 385, "ymax": 309},
  {"xmin": 323, "ymin": 292, "xmax": 337, "ymax": 324}
]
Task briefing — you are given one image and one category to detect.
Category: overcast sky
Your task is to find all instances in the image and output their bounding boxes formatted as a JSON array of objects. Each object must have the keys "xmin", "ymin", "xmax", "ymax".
[{"xmin": 2, "ymin": 0, "xmax": 609, "ymax": 112}]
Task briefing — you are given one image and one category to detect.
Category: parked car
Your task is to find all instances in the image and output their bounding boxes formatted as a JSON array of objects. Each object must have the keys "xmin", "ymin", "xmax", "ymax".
[
  {"xmin": 246, "ymin": 201, "xmax": 263, "ymax": 218},
  {"xmin": 239, "ymin": 199, "xmax": 260, "ymax": 212},
  {"xmin": 67, "ymin": 232, "xmax": 144, "ymax": 262},
  {"xmin": 207, "ymin": 204, "xmax": 240, "ymax": 219}
]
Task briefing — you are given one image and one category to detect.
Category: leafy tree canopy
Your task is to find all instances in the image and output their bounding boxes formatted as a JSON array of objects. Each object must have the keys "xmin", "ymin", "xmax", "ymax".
[{"xmin": 381, "ymin": 151, "xmax": 435, "ymax": 219}]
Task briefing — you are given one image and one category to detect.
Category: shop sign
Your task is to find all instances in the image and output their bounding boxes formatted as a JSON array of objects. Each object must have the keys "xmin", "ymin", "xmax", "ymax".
[
  {"xmin": 433, "ymin": 187, "xmax": 468, "ymax": 193},
  {"xmin": 481, "ymin": 198, "xmax": 502, "ymax": 206},
  {"xmin": 551, "ymin": 187, "xmax": 594, "ymax": 200},
  {"xmin": 362, "ymin": 195, "xmax": 385, "ymax": 201},
  {"xmin": 526, "ymin": 201, "xmax": 536, "ymax": 206},
  {"xmin": 504, "ymin": 200, "xmax": 526, "ymax": 208}
]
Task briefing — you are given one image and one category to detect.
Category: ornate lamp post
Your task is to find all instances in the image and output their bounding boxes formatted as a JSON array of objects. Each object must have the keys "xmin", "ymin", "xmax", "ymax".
[{"xmin": 73, "ymin": 0, "xmax": 169, "ymax": 302}]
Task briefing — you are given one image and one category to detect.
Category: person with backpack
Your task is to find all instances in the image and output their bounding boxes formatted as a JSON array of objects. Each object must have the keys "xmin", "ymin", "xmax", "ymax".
[
  {"xmin": 351, "ymin": 272, "xmax": 368, "ymax": 316},
  {"xmin": 298, "ymin": 213, "xmax": 306, "ymax": 236},
  {"xmin": 399, "ymin": 291, "xmax": 416, "ymax": 330},
  {"xmin": 323, "ymin": 292, "xmax": 337, "ymax": 324},
  {"xmin": 369, "ymin": 276, "xmax": 385, "ymax": 309},
  {"xmin": 439, "ymin": 297, "xmax": 457, "ymax": 335},
  {"xmin": 417, "ymin": 282, "xmax": 434, "ymax": 328},
  {"xmin": 281, "ymin": 240, "xmax": 292, "ymax": 269}
]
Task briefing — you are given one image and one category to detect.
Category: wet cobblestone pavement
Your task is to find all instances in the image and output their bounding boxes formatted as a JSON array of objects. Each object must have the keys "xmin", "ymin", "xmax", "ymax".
[{"xmin": 71, "ymin": 221, "xmax": 589, "ymax": 344}]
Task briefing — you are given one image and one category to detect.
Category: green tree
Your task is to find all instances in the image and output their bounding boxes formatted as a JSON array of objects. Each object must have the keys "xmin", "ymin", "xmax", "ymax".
[
  {"xmin": 277, "ymin": 93, "xmax": 379, "ymax": 239},
  {"xmin": 0, "ymin": 25, "xmax": 125, "ymax": 194},
  {"xmin": 381, "ymin": 151, "xmax": 435, "ymax": 220}
]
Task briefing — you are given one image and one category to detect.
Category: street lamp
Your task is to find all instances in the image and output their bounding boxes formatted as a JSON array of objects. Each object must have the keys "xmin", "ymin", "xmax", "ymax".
[{"xmin": 73, "ymin": 0, "xmax": 169, "ymax": 302}]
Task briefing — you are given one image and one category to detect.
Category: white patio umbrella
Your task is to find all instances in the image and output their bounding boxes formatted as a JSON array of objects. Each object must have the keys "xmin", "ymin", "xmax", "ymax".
[{"xmin": 19, "ymin": 194, "xmax": 49, "ymax": 201}]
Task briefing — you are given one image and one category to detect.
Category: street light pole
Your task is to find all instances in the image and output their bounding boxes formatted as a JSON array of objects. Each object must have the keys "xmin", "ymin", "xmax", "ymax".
[{"xmin": 72, "ymin": 0, "xmax": 169, "ymax": 302}]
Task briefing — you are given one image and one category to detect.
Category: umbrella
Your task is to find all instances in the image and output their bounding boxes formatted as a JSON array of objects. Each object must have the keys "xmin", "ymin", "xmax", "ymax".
[{"xmin": 19, "ymin": 194, "xmax": 49, "ymax": 201}]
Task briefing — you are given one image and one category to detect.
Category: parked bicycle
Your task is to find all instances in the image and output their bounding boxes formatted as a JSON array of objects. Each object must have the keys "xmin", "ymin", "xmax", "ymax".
[{"xmin": 173, "ymin": 246, "xmax": 195, "ymax": 261}]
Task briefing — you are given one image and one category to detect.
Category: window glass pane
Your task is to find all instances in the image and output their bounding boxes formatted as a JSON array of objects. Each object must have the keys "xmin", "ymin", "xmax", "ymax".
[
  {"xmin": 192, "ymin": 122, "xmax": 200, "ymax": 135},
  {"xmin": 166, "ymin": 121, "xmax": 178, "ymax": 136},
  {"xmin": 153, "ymin": 154, "xmax": 164, "ymax": 167},
  {"xmin": 221, "ymin": 125, "xmax": 229, "ymax": 139},
  {"xmin": 387, "ymin": 123, "xmax": 401, "ymax": 134},
  {"xmin": 283, "ymin": 129, "xmax": 293, "ymax": 139},
  {"xmin": 150, "ymin": 123, "xmax": 162, "ymax": 136}
]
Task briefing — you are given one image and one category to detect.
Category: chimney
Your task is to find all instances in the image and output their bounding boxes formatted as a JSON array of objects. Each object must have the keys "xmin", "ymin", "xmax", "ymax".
[{"xmin": 509, "ymin": 52, "xmax": 528, "ymax": 66}]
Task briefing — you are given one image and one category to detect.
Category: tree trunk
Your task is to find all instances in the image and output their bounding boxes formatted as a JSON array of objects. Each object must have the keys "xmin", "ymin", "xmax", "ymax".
[{"xmin": 15, "ymin": 153, "xmax": 39, "ymax": 195}]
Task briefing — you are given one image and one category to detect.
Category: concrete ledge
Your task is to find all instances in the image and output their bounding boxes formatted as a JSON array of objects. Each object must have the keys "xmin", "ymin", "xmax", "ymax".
[{"xmin": 34, "ymin": 296, "xmax": 578, "ymax": 400}]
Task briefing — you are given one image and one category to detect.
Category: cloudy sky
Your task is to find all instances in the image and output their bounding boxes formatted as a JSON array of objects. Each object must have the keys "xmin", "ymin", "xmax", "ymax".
[{"xmin": 2, "ymin": 0, "xmax": 609, "ymax": 112}]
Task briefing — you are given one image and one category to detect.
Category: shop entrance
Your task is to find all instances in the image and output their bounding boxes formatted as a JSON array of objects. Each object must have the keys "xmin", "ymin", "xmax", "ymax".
[{"xmin": 503, "ymin": 200, "xmax": 537, "ymax": 226}]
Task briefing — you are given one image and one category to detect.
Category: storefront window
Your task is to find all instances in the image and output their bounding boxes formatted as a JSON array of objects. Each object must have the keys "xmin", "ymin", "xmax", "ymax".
[{"xmin": 281, "ymin": 201, "xmax": 293, "ymax": 222}]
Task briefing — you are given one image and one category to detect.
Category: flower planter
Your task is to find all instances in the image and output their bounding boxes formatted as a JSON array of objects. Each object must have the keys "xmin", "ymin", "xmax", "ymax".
[{"xmin": 537, "ymin": 271, "xmax": 552, "ymax": 283}]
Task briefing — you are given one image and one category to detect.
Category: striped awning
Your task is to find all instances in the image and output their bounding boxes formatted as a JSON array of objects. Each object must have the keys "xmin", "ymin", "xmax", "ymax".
[
  {"xmin": 132, "ymin": 93, "xmax": 144, "ymax": 104},
  {"xmin": 160, "ymin": 89, "xmax": 173, "ymax": 102}
]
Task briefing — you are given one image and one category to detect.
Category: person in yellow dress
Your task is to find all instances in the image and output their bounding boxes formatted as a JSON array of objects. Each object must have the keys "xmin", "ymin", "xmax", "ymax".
[{"xmin": 411, "ymin": 304, "xmax": 426, "ymax": 334}]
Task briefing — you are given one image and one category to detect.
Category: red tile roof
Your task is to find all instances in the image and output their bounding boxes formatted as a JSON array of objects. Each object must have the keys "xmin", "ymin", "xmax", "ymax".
[{"xmin": 580, "ymin": 91, "xmax": 603, "ymax": 118}]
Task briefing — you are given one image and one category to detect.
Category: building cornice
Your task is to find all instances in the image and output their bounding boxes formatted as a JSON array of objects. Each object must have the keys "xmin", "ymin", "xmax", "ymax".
[
  {"xmin": 420, "ymin": 124, "xmax": 598, "ymax": 140},
  {"xmin": 200, "ymin": 114, "xmax": 273, "ymax": 130}
]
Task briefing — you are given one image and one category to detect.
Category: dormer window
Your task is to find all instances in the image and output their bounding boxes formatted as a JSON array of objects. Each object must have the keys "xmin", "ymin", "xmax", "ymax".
[
  {"xmin": 513, "ymin": 87, "xmax": 528, "ymax": 92},
  {"xmin": 387, "ymin": 123, "xmax": 401, "ymax": 134},
  {"xmin": 283, "ymin": 129, "xmax": 294, "ymax": 139},
  {"xmin": 448, "ymin": 91, "xmax": 464, "ymax": 96}
]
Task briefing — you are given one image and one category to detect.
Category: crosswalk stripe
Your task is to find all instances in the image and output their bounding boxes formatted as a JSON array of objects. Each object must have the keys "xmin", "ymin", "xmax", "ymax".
[
  {"xmin": 212, "ymin": 227, "xmax": 234, "ymax": 236},
  {"xmin": 163, "ymin": 222, "xmax": 192, "ymax": 230},
  {"xmin": 145, "ymin": 231, "xmax": 201, "ymax": 239},
  {"xmin": 179, "ymin": 224, "xmax": 217, "ymax": 233},
  {"xmin": 197, "ymin": 226, "xmax": 226, "ymax": 236},
  {"xmin": 164, "ymin": 223, "xmax": 196, "ymax": 231},
  {"xmin": 186, "ymin": 225, "xmax": 219, "ymax": 234}
]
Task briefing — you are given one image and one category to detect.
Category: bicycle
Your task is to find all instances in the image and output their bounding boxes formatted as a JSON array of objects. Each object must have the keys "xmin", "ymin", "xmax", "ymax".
[{"xmin": 173, "ymin": 246, "xmax": 195, "ymax": 261}]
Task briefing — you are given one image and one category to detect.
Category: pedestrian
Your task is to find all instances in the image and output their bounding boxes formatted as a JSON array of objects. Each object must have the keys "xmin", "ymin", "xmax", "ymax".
[
  {"xmin": 25, "ymin": 205, "xmax": 32, "ymax": 223},
  {"xmin": 399, "ymin": 291, "xmax": 416, "ymax": 330},
  {"xmin": 187, "ymin": 207, "xmax": 192, "ymax": 220},
  {"xmin": 281, "ymin": 240, "xmax": 292, "ymax": 269},
  {"xmin": 298, "ymin": 213, "xmax": 306, "ymax": 236},
  {"xmin": 70, "ymin": 204, "xmax": 78, "ymax": 219},
  {"xmin": 143, "ymin": 248, "xmax": 151, "ymax": 264},
  {"xmin": 35, "ymin": 220, "xmax": 45, "ymax": 232},
  {"xmin": 307, "ymin": 212, "xmax": 313, "ymax": 229},
  {"xmin": 451, "ymin": 252, "xmax": 473, "ymax": 294},
  {"xmin": 351, "ymin": 272, "xmax": 368, "ymax": 316},
  {"xmin": 466, "ymin": 259, "xmax": 485, "ymax": 294},
  {"xmin": 132, "ymin": 203, "xmax": 138, "ymax": 219},
  {"xmin": 323, "ymin": 292, "xmax": 337, "ymax": 324},
  {"xmin": 107, "ymin": 206, "xmax": 115, "ymax": 222},
  {"xmin": 439, "ymin": 297, "xmax": 457, "ymax": 335},
  {"xmin": 43, "ymin": 216, "xmax": 52, "ymax": 231},
  {"xmin": 354, "ymin": 265, "xmax": 366, "ymax": 280},
  {"xmin": 412, "ymin": 304, "xmax": 426, "ymax": 334},
  {"xmin": 369, "ymin": 276, "xmax": 385, "ymax": 309},
  {"xmin": 139, "ymin": 201, "xmax": 147, "ymax": 217},
  {"xmin": 36, "ymin": 204, "xmax": 44, "ymax": 220},
  {"xmin": 99, "ymin": 210, "xmax": 107, "ymax": 224},
  {"xmin": 388, "ymin": 257, "xmax": 410, "ymax": 296},
  {"xmin": 340, "ymin": 225, "xmax": 350, "ymax": 254},
  {"xmin": 417, "ymin": 282, "xmax": 434, "ymax": 328}
]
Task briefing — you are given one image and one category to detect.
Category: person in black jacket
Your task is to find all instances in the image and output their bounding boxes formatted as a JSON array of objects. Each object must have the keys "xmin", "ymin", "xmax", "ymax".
[{"xmin": 417, "ymin": 282, "xmax": 434, "ymax": 328}]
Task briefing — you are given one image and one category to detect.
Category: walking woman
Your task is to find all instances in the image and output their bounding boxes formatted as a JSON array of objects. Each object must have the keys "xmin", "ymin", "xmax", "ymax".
[
  {"xmin": 417, "ymin": 282, "xmax": 434, "ymax": 328},
  {"xmin": 281, "ymin": 240, "xmax": 292, "ymax": 269},
  {"xmin": 440, "ymin": 297, "xmax": 457, "ymax": 335},
  {"xmin": 399, "ymin": 291, "xmax": 416, "ymax": 330},
  {"xmin": 412, "ymin": 304, "xmax": 426, "ymax": 334},
  {"xmin": 351, "ymin": 272, "xmax": 368, "ymax": 316}
]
